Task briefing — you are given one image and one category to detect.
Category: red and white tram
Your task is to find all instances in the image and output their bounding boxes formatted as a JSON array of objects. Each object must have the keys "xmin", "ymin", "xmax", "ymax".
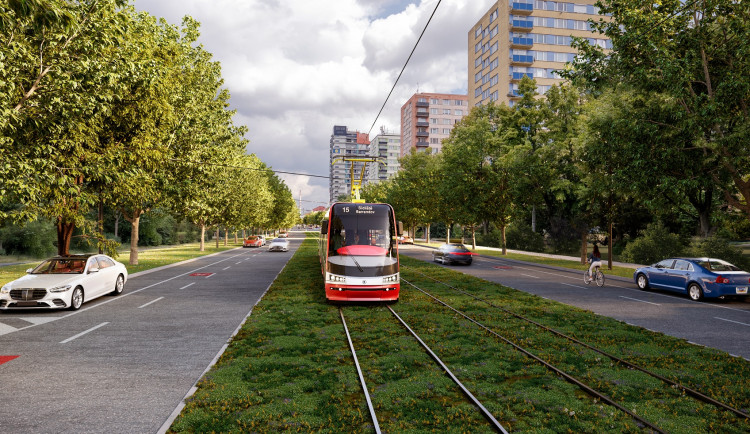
[{"xmin": 319, "ymin": 203, "xmax": 401, "ymax": 302}]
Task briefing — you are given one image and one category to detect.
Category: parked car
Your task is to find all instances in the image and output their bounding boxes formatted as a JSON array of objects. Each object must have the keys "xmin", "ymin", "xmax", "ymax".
[
  {"xmin": 0, "ymin": 254, "xmax": 128, "ymax": 310},
  {"xmin": 398, "ymin": 235, "xmax": 414, "ymax": 244},
  {"xmin": 278, "ymin": 231, "xmax": 288, "ymax": 238},
  {"xmin": 268, "ymin": 237, "xmax": 290, "ymax": 252},
  {"xmin": 432, "ymin": 243, "xmax": 474, "ymax": 265},
  {"xmin": 633, "ymin": 257, "xmax": 750, "ymax": 301},
  {"xmin": 257, "ymin": 235, "xmax": 267, "ymax": 246},
  {"xmin": 243, "ymin": 236, "xmax": 263, "ymax": 248}
]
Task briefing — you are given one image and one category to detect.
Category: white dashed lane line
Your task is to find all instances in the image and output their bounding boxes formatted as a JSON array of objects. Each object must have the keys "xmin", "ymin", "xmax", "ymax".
[
  {"xmin": 715, "ymin": 317, "xmax": 750, "ymax": 327},
  {"xmin": 179, "ymin": 283, "xmax": 195, "ymax": 290},
  {"xmin": 138, "ymin": 297, "xmax": 165, "ymax": 309},
  {"xmin": 619, "ymin": 296, "xmax": 661, "ymax": 306},
  {"xmin": 60, "ymin": 322, "xmax": 109, "ymax": 344}
]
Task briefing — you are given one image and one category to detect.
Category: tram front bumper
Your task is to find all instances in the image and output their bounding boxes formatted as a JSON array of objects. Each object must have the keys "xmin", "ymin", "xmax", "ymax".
[{"xmin": 325, "ymin": 283, "xmax": 400, "ymax": 301}]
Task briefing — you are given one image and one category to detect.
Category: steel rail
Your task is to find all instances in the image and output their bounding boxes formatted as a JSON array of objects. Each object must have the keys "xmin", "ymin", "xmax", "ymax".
[
  {"xmin": 401, "ymin": 278, "xmax": 666, "ymax": 433},
  {"xmin": 339, "ymin": 308, "xmax": 381, "ymax": 434},
  {"xmin": 386, "ymin": 305, "xmax": 509, "ymax": 434},
  {"xmin": 403, "ymin": 265, "xmax": 750, "ymax": 421}
]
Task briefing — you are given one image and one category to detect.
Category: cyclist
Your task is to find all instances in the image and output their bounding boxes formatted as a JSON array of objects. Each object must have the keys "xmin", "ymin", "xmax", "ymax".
[{"xmin": 587, "ymin": 244, "xmax": 602, "ymax": 279}]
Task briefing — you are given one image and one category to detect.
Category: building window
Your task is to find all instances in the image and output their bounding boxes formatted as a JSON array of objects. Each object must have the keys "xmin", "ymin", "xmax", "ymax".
[
  {"xmin": 431, "ymin": 118, "xmax": 439, "ymax": 124},
  {"xmin": 443, "ymin": 109, "xmax": 452, "ymax": 114},
  {"xmin": 475, "ymin": 41, "xmax": 481, "ymax": 53},
  {"xmin": 442, "ymin": 128, "xmax": 451, "ymax": 134},
  {"xmin": 442, "ymin": 118, "xmax": 451, "ymax": 125},
  {"xmin": 475, "ymin": 25, "xmax": 482, "ymax": 38},
  {"xmin": 430, "ymin": 108, "xmax": 438, "ymax": 114},
  {"xmin": 430, "ymin": 138, "xmax": 440, "ymax": 144},
  {"xmin": 431, "ymin": 98, "xmax": 439, "ymax": 104},
  {"xmin": 418, "ymin": 97, "xmax": 427, "ymax": 102},
  {"xmin": 430, "ymin": 128, "xmax": 439, "ymax": 133},
  {"xmin": 489, "ymin": 8, "xmax": 498, "ymax": 23},
  {"xmin": 443, "ymin": 99, "xmax": 450, "ymax": 105},
  {"xmin": 454, "ymin": 109, "xmax": 463, "ymax": 116}
]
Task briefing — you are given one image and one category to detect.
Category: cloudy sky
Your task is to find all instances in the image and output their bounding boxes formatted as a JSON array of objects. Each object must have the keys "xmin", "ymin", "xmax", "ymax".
[{"xmin": 132, "ymin": 0, "xmax": 490, "ymax": 211}]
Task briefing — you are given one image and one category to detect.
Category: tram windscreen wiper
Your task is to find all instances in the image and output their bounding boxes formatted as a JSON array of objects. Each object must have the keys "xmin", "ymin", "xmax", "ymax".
[{"xmin": 349, "ymin": 255, "xmax": 363, "ymax": 272}]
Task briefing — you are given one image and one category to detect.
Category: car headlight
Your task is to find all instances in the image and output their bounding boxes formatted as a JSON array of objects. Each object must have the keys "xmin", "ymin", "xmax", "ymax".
[
  {"xmin": 382, "ymin": 274, "xmax": 399, "ymax": 284},
  {"xmin": 49, "ymin": 284, "xmax": 72, "ymax": 293},
  {"xmin": 326, "ymin": 273, "xmax": 346, "ymax": 283},
  {"xmin": 1, "ymin": 284, "xmax": 9, "ymax": 294}
]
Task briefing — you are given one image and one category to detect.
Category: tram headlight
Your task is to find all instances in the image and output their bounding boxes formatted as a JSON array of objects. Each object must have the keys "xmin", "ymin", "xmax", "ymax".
[
  {"xmin": 382, "ymin": 273, "xmax": 399, "ymax": 284},
  {"xmin": 327, "ymin": 273, "xmax": 346, "ymax": 283}
]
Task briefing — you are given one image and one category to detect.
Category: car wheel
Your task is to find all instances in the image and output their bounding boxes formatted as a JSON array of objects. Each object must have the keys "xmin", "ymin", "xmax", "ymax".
[
  {"xmin": 70, "ymin": 287, "xmax": 84, "ymax": 310},
  {"xmin": 636, "ymin": 274, "xmax": 649, "ymax": 290},
  {"xmin": 111, "ymin": 274, "xmax": 125, "ymax": 295},
  {"xmin": 688, "ymin": 283, "xmax": 704, "ymax": 301}
]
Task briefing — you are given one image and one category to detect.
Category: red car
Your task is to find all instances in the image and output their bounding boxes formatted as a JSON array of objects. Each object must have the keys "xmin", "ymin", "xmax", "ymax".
[{"xmin": 243, "ymin": 236, "xmax": 263, "ymax": 248}]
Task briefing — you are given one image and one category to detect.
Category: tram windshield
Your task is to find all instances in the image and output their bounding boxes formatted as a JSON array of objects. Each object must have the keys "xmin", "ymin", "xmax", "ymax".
[{"xmin": 327, "ymin": 203, "xmax": 397, "ymax": 277}]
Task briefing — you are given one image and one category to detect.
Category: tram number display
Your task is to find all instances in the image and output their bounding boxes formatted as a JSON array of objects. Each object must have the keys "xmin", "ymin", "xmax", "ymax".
[{"xmin": 340, "ymin": 205, "xmax": 376, "ymax": 215}]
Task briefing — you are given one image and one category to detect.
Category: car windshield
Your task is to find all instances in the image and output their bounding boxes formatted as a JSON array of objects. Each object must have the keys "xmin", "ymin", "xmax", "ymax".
[
  {"xmin": 272, "ymin": 238, "xmax": 286, "ymax": 243},
  {"xmin": 697, "ymin": 259, "xmax": 741, "ymax": 272},
  {"xmin": 446, "ymin": 244, "xmax": 469, "ymax": 252},
  {"xmin": 31, "ymin": 258, "xmax": 86, "ymax": 274},
  {"xmin": 247, "ymin": 237, "xmax": 258, "ymax": 240}
]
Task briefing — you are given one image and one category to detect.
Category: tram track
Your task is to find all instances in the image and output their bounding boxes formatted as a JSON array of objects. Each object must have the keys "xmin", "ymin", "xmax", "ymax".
[
  {"xmin": 399, "ymin": 264, "xmax": 750, "ymax": 432},
  {"xmin": 339, "ymin": 306, "xmax": 508, "ymax": 433}
]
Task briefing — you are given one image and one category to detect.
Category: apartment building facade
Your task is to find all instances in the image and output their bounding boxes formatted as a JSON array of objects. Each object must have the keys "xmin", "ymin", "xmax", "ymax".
[
  {"xmin": 329, "ymin": 125, "xmax": 370, "ymax": 203},
  {"xmin": 367, "ymin": 129, "xmax": 401, "ymax": 184},
  {"xmin": 400, "ymin": 92, "xmax": 468, "ymax": 157},
  {"xmin": 469, "ymin": 0, "xmax": 611, "ymax": 107}
]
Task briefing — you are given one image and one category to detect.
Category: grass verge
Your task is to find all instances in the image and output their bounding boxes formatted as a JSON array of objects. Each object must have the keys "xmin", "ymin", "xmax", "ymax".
[{"xmin": 168, "ymin": 236, "xmax": 750, "ymax": 433}]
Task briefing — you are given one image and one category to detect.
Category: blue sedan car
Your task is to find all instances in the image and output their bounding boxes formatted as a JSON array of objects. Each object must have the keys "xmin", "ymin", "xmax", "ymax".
[{"xmin": 634, "ymin": 258, "xmax": 750, "ymax": 301}]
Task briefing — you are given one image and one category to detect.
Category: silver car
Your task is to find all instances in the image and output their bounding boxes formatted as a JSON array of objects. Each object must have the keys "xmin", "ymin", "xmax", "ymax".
[{"xmin": 268, "ymin": 238, "xmax": 290, "ymax": 252}]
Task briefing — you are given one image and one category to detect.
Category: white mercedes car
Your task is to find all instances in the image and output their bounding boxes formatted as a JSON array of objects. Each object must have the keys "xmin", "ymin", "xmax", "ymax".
[
  {"xmin": 268, "ymin": 237, "xmax": 290, "ymax": 252},
  {"xmin": 0, "ymin": 254, "xmax": 128, "ymax": 310}
]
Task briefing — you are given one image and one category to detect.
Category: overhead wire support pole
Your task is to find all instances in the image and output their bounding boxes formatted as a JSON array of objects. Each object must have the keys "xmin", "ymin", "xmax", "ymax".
[
  {"xmin": 331, "ymin": 156, "xmax": 384, "ymax": 203},
  {"xmin": 367, "ymin": 0, "xmax": 443, "ymax": 136}
]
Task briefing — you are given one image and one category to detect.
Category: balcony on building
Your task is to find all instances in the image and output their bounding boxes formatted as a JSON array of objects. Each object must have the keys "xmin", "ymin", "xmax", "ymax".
[
  {"xmin": 507, "ymin": 89, "xmax": 522, "ymax": 100},
  {"xmin": 510, "ymin": 54, "xmax": 534, "ymax": 66},
  {"xmin": 416, "ymin": 100, "xmax": 430, "ymax": 108},
  {"xmin": 510, "ymin": 72, "xmax": 533, "ymax": 82},
  {"xmin": 416, "ymin": 141, "xmax": 429, "ymax": 148},
  {"xmin": 416, "ymin": 119, "xmax": 430, "ymax": 127},
  {"xmin": 511, "ymin": 19, "xmax": 533, "ymax": 32},
  {"xmin": 511, "ymin": 2, "xmax": 534, "ymax": 15},
  {"xmin": 416, "ymin": 131, "xmax": 429, "ymax": 138},
  {"xmin": 510, "ymin": 36, "xmax": 533, "ymax": 49}
]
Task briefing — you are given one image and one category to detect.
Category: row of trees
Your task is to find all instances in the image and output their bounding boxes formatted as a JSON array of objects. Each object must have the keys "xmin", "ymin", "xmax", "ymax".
[
  {"xmin": 0, "ymin": 1, "xmax": 299, "ymax": 264},
  {"xmin": 363, "ymin": 0, "xmax": 749, "ymax": 266}
]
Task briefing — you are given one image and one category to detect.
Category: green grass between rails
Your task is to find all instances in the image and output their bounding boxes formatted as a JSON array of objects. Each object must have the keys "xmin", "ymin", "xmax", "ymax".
[
  {"xmin": 0, "ymin": 242, "xmax": 243, "ymax": 287},
  {"xmin": 169, "ymin": 236, "xmax": 750, "ymax": 433}
]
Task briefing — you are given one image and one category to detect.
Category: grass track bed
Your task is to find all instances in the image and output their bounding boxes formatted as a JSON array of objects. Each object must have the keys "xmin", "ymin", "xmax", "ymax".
[{"xmin": 169, "ymin": 237, "xmax": 750, "ymax": 432}]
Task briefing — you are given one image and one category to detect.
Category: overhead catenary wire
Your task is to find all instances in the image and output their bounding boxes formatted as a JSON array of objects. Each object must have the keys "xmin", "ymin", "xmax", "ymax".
[
  {"xmin": 367, "ymin": 0, "xmax": 442, "ymax": 137},
  {"xmin": 167, "ymin": 157, "xmax": 330, "ymax": 180}
]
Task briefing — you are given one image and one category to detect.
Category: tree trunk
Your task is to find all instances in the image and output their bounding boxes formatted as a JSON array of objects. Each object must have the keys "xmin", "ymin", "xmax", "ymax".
[
  {"xmin": 446, "ymin": 223, "xmax": 451, "ymax": 243},
  {"xmin": 234, "ymin": 230, "xmax": 238, "ymax": 244},
  {"xmin": 129, "ymin": 215, "xmax": 140, "ymax": 266},
  {"xmin": 608, "ymin": 221, "xmax": 613, "ymax": 270},
  {"xmin": 56, "ymin": 219, "xmax": 75, "ymax": 256},
  {"xmin": 471, "ymin": 225, "xmax": 476, "ymax": 250},
  {"xmin": 501, "ymin": 224, "xmax": 507, "ymax": 255},
  {"xmin": 215, "ymin": 227, "xmax": 219, "ymax": 249},
  {"xmin": 113, "ymin": 210, "xmax": 120, "ymax": 238},
  {"xmin": 426, "ymin": 223, "xmax": 431, "ymax": 244},
  {"xmin": 531, "ymin": 205, "xmax": 537, "ymax": 232},
  {"xmin": 224, "ymin": 227, "xmax": 228, "ymax": 246},
  {"xmin": 581, "ymin": 232, "xmax": 588, "ymax": 264},
  {"xmin": 98, "ymin": 197, "xmax": 104, "ymax": 254},
  {"xmin": 200, "ymin": 224, "xmax": 206, "ymax": 252}
]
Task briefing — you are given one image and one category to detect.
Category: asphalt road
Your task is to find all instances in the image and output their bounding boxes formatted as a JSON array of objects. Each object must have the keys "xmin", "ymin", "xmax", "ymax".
[
  {"xmin": 399, "ymin": 244, "xmax": 750, "ymax": 361},
  {"xmin": 0, "ymin": 236, "xmax": 300, "ymax": 433}
]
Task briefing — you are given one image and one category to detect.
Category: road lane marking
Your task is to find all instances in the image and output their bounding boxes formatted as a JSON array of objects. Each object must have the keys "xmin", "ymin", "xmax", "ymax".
[
  {"xmin": 179, "ymin": 283, "xmax": 195, "ymax": 290},
  {"xmin": 0, "ymin": 322, "xmax": 19, "ymax": 336},
  {"xmin": 714, "ymin": 317, "xmax": 750, "ymax": 327},
  {"xmin": 138, "ymin": 297, "xmax": 165, "ymax": 309},
  {"xmin": 0, "ymin": 355, "xmax": 19, "ymax": 365},
  {"xmin": 222, "ymin": 266, "xmax": 231, "ymax": 270},
  {"xmin": 60, "ymin": 322, "xmax": 109, "ymax": 344},
  {"xmin": 619, "ymin": 296, "xmax": 660, "ymax": 306},
  {"xmin": 236, "ymin": 261, "xmax": 243, "ymax": 265},
  {"xmin": 520, "ymin": 273, "xmax": 540, "ymax": 279},
  {"xmin": 561, "ymin": 282, "xmax": 587, "ymax": 289}
]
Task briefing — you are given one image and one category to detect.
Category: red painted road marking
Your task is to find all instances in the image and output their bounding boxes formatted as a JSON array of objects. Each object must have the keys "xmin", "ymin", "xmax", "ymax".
[
  {"xmin": 493, "ymin": 266, "xmax": 512, "ymax": 269},
  {"xmin": 0, "ymin": 356, "xmax": 19, "ymax": 365},
  {"xmin": 190, "ymin": 272, "xmax": 214, "ymax": 277}
]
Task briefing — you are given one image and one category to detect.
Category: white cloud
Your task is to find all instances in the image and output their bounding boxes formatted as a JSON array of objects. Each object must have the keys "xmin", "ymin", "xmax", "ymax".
[{"xmin": 132, "ymin": 0, "xmax": 485, "ymax": 207}]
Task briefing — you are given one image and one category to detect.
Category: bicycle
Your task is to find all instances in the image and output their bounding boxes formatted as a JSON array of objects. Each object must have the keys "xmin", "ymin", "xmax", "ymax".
[{"xmin": 583, "ymin": 265, "xmax": 605, "ymax": 287}]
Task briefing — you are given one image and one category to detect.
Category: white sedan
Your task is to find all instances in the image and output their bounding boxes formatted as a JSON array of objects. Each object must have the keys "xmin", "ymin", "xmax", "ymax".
[
  {"xmin": 268, "ymin": 238, "xmax": 290, "ymax": 252},
  {"xmin": 0, "ymin": 254, "xmax": 128, "ymax": 310}
]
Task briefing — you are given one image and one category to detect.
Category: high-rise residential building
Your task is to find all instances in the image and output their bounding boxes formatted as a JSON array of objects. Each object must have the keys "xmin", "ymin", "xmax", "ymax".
[
  {"xmin": 468, "ymin": 0, "xmax": 611, "ymax": 107},
  {"xmin": 400, "ymin": 93, "xmax": 468, "ymax": 157},
  {"xmin": 329, "ymin": 125, "xmax": 370, "ymax": 203},
  {"xmin": 366, "ymin": 128, "xmax": 401, "ymax": 184}
]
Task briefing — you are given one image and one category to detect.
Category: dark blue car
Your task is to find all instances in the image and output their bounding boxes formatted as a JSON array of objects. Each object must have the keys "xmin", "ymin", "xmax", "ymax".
[{"xmin": 634, "ymin": 258, "xmax": 750, "ymax": 301}]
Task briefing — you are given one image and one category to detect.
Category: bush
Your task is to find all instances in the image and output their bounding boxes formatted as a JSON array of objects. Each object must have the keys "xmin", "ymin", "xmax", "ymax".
[
  {"xmin": 0, "ymin": 219, "xmax": 57, "ymax": 257},
  {"xmin": 505, "ymin": 222, "xmax": 545, "ymax": 252},
  {"xmin": 689, "ymin": 236, "xmax": 750, "ymax": 269},
  {"xmin": 621, "ymin": 223, "xmax": 687, "ymax": 265}
]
